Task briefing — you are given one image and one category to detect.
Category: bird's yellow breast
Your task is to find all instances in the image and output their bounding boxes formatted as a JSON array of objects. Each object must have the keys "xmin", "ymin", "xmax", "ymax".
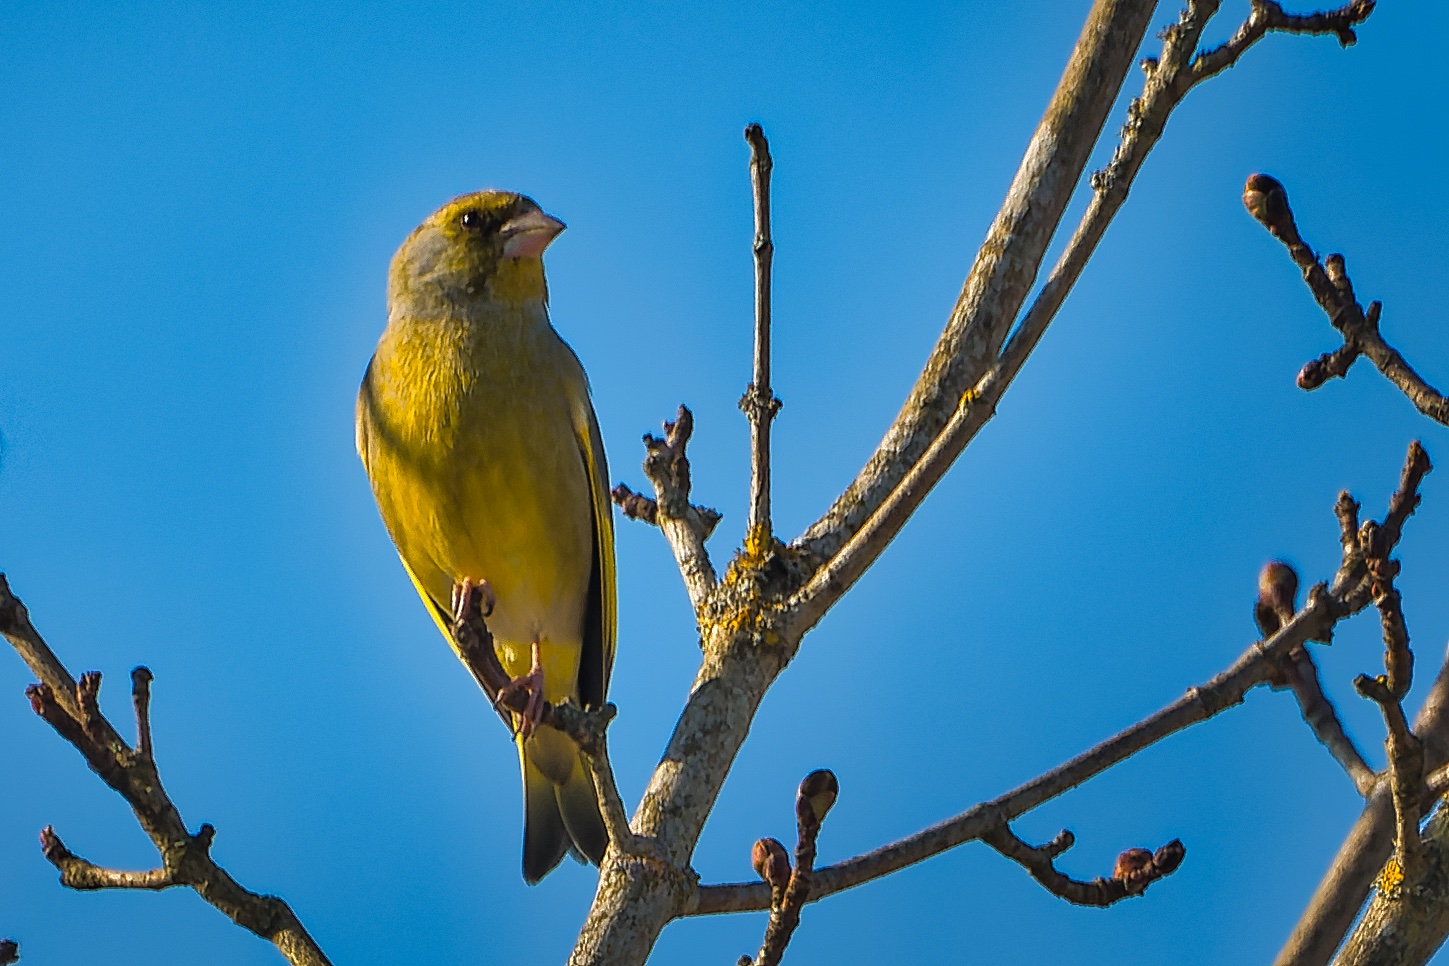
[{"xmin": 357, "ymin": 300, "xmax": 593, "ymax": 702}]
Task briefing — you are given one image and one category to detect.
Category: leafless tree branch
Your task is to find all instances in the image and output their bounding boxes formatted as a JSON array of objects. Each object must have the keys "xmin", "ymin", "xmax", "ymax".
[
  {"xmin": 786, "ymin": 0, "xmax": 1378, "ymax": 639},
  {"xmin": 40, "ymin": 825, "xmax": 180, "ymax": 891},
  {"xmin": 0, "ymin": 583, "xmax": 332, "ymax": 966},
  {"xmin": 1242, "ymin": 175, "xmax": 1449, "ymax": 425},
  {"xmin": 736, "ymin": 770, "xmax": 837, "ymax": 966},
  {"xmin": 693, "ymin": 441, "xmax": 1428, "ymax": 916},
  {"xmin": 611, "ymin": 406, "xmax": 722, "ymax": 615},
  {"xmin": 790, "ymin": 0, "xmax": 1164, "ymax": 571},
  {"xmin": 567, "ymin": 5, "xmax": 1391, "ymax": 961},
  {"xmin": 982, "ymin": 824, "xmax": 1185, "ymax": 907},
  {"xmin": 740, "ymin": 123, "xmax": 782, "ymax": 545},
  {"xmin": 1259, "ymin": 561, "xmax": 1377, "ymax": 796}
]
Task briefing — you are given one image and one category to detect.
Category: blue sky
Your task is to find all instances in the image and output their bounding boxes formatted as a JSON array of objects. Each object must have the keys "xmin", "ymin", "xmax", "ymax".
[{"xmin": 3, "ymin": 1, "xmax": 1448, "ymax": 963}]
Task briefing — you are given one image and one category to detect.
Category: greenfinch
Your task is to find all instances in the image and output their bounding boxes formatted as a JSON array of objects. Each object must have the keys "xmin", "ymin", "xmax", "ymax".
[{"xmin": 356, "ymin": 190, "xmax": 614, "ymax": 882}]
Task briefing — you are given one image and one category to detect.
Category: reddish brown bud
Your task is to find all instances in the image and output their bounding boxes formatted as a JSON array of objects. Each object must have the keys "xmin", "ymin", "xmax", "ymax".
[
  {"xmin": 1298, "ymin": 359, "xmax": 1328, "ymax": 390},
  {"xmin": 1113, "ymin": 847, "xmax": 1154, "ymax": 881},
  {"xmin": 797, "ymin": 769, "xmax": 839, "ymax": 827},
  {"xmin": 1255, "ymin": 560, "xmax": 1299, "ymax": 638},
  {"xmin": 1243, "ymin": 174, "xmax": 1285, "ymax": 223},
  {"xmin": 752, "ymin": 837, "xmax": 791, "ymax": 891}
]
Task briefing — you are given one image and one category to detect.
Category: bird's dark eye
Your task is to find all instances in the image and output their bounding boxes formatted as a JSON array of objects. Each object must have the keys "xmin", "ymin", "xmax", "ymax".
[{"xmin": 460, "ymin": 210, "xmax": 483, "ymax": 232}]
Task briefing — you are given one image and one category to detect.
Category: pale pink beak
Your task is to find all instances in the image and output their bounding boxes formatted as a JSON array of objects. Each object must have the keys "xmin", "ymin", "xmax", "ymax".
[{"xmin": 500, "ymin": 207, "xmax": 565, "ymax": 259}]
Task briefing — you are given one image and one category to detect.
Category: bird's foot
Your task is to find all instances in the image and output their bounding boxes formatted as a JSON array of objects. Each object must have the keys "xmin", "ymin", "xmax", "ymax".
[
  {"xmin": 450, "ymin": 578, "xmax": 497, "ymax": 623},
  {"xmin": 496, "ymin": 641, "xmax": 546, "ymax": 738}
]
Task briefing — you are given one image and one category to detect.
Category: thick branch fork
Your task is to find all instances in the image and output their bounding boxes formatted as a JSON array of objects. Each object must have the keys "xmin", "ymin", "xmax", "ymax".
[{"xmin": 573, "ymin": 4, "xmax": 1384, "ymax": 963}]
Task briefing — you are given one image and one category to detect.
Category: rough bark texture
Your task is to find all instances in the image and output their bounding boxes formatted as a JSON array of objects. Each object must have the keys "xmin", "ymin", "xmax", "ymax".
[
  {"xmin": 1333, "ymin": 807, "xmax": 1449, "ymax": 966},
  {"xmin": 793, "ymin": 0, "xmax": 1160, "ymax": 567}
]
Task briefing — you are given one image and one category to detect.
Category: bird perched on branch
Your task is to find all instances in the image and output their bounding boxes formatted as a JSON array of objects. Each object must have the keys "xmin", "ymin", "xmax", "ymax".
[{"xmin": 356, "ymin": 190, "xmax": 614, "ymax": 882}]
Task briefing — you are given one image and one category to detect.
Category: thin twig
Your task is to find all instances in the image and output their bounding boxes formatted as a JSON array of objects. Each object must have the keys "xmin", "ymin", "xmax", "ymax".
[
  {"xmin": 1259, "ymin": 560, "xmax": 1377, "ymax": 796},
  {"xmin": 4, "ymin": 615, "xmax": 332, "ymax": 966},
  {"xmin": 1191, "ymin": 0, "xmax": 1374, "ymax": 85},
  {"xmin": 981, "ymin": 824, "xmax": 1185, "ymax": 906},
  {"xmin": 1242, "ymin": 175, "xmax": 1449, "ymax": 426},
  {"xmin": 610, "ymin": 484, "xmax": 659, "ymax": 525},
  {"xmin": 739, "ymin": 770, "xmax": 837, "ymax": 966},
  {"xmin": 741, "ymin": 123, "xmax": 782, "ymax": 543},
  {"xmin": 613, "ymin": 407, "xmax": 721, "ymax": 613},
  {"xmin": 449, "ymin": 582, "xmax": 667, "ymax": 863},
  {"xmin": 41, "ymin": 826, "xmax": 177, "ymax": 890},
  {"xmin": 1351, "ymin": 519, "xmax": 1426, "ymax": 884},
  {"xmin": 131, "ymin": 666, "xmax": 154, "ymax": 761},
  {"xmin": 1284, "ymin": 647, "xmax": 1378, "ymax": 796},
  {"xmin": 696, "ymin": 595, "xmax": 1330, "ymax": 914},
  {"xmin": 0, "ymin": 575, "xmax": 81, "ymax": 718}
]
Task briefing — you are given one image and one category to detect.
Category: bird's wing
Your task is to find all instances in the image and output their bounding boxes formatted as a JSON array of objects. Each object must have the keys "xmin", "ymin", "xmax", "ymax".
[{"xmin": 574, "ymin": 399, "xmax": 615, "ymax": 708}]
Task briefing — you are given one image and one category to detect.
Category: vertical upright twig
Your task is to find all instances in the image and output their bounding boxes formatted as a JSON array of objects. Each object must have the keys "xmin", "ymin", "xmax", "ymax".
[
  {"xmin": 131, "ymin": 666, "xmax": 154, "ymax": 761},
  {"xmin": 741, "ymin": 123, "xmax": 781, "ymax": 543},
  {"xmin": 739, "ymin": 770, "xmax": 838, "ymax": 966}
]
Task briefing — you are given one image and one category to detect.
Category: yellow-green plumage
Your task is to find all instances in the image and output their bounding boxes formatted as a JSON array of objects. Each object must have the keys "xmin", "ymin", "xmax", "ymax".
[{"xmin": 356, "ymin": 191, "xmax": 615, "ymax": 882}]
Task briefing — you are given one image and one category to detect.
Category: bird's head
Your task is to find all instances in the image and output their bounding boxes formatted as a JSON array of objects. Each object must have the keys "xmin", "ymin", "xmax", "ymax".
[{"xmin": 389, "ymin": 190, "xmax": 565, "ymax": 312}]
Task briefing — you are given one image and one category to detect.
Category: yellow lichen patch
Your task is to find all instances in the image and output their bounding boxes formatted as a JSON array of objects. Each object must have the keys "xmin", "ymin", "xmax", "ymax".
[
  {"xmin": 743, "ymin": 524, "xmax": 772, "ymax": 566},
  {"xmin": 959, "ymin": 387, "xmax": 981, "ymax": 409},
  {"xmin": 1378, "ymin": 857, "xmax": 1405, "ymax": 898}
]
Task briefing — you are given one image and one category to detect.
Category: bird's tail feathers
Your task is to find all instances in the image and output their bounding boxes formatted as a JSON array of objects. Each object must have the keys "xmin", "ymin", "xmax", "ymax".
[
  {"xmin": 522, "ymin": 750, "xmax": 572, "ymax": 884},
  {"xmin": 556, "ymin": 751, "xmax": 607, "ymax": 866},
  {"xmin": 520, "ymin": 731, "xmax": 608, "ymax": 883}
]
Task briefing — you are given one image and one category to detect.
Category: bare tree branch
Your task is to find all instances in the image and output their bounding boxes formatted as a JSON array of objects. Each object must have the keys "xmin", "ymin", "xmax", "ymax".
[
  {"xmin": 982, "ymin": 824, "xmax": 1185, "ymax": 907},
  {"xmin": 786, "ymin": 0, "xmax": 1378, "ymax": 639},
  {"xmin": 737, "ymin": 770, "xmax": 837, "ymax": 966},
  {"xmin": 1274, "ymin": 649, "xmax": 1449, "ymax": 966},
  {"xmin": 1242, "ymin": 174, "xmax": 1449, "ymax": 425},
  {"xmin": 791, "ymin": 0, "xmax": 1164, "ymax": 569},
  {"xmin": 695, "ymin": 591, "xmax": 1332, "ymax": 915},
  {"xmin": 567, "ymin": 5, "xmax": 1390, "ymax": 962},
  {"xmin": 0, "ymin": 586, "xmax": 333, "ymax": 966},
  {"xmin": 1276, "ymin": 445, "xmax": 1443, "ymax": 966},
  {"xmin": 0, "ymin": 939, "xmax": 17, "ymax": 965},
  {"xmin": 740, "ymin": 123, "xmax": 782, "ymax": 544},
  {"xmin": 1283, "ymin": 645, "xmax": 1378, "ymax": 796},
  {"xmin": 694, "ymin": 441, "xmax": 1429, "ymax": 915},
  {"xmin": 1259, "ymin": 560, "xmax": 1377, "ymax": 796},
  {"xmin": 1352, "ymin": 590, "xmax": 1424, "ymax": 887},
  {"xmin": 1331, "ymin": 805, "xmax": 1449, "ymax": 966},
  {"xmin": 1191, "ymin": 0, "xmax": 1374, "ymax": 84},
  {"xmin": 40, "ymin": 825, "xmax": 181, "ymax": 891},
  {"xmin": 611, "ymin": 407, "xmax": 722, "ymax": 614}
]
